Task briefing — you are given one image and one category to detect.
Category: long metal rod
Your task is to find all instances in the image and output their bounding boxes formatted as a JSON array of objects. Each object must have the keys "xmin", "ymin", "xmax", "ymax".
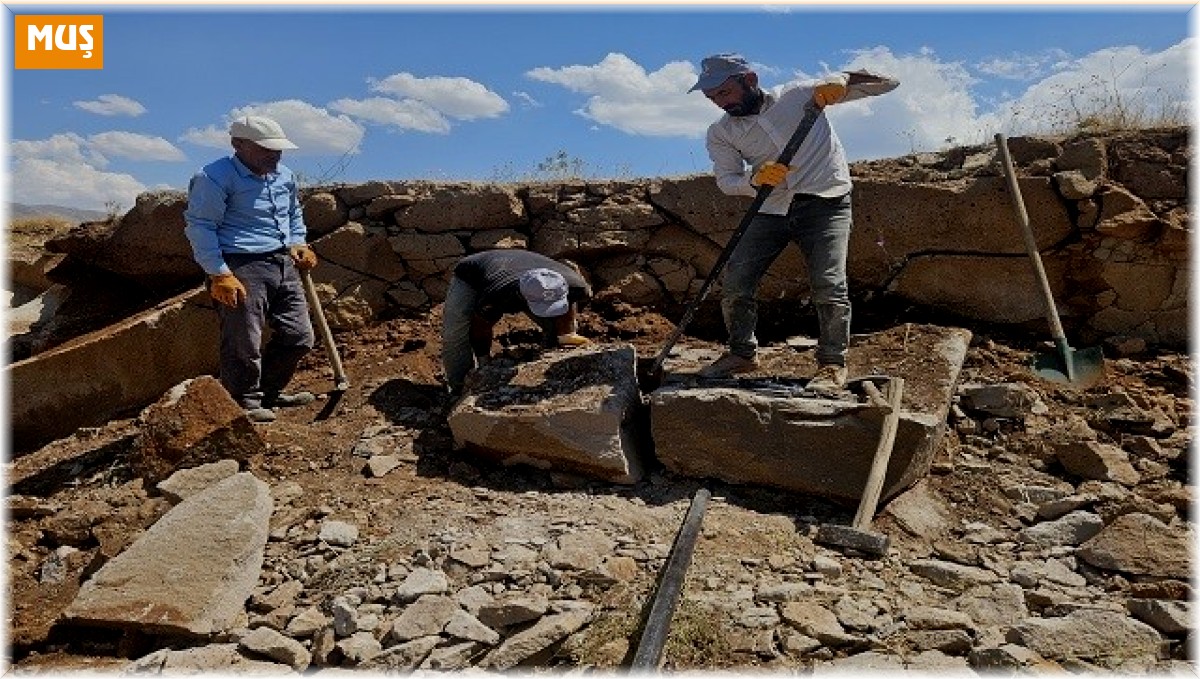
[
  {"xmin": 630, "ymin": 487, "xmax": 711, "ymax": 671},
  {"xmin": 649, "ymin": 105, "xmax": 823, "ymax": 379},
  {"xmin": 300, "ymin": 268, "xmax": 350, "ymax": 391}
]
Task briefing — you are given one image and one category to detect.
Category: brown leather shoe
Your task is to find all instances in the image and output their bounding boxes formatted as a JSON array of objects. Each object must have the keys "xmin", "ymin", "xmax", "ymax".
[
  {"xmin": 698, "ymin": 352, "xmax": 759, "ymax": 378},
  {"xmin": 808, "ymin": 364, "xmax": 848, "ymax": 392}
]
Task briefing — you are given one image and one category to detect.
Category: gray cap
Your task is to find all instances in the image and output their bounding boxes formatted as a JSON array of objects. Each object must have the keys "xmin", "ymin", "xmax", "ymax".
[
  {"xmin": 689, "ymin": 53, "xmax": 752, "ymax": 92},
  {"xmin": 518, "ymin": 268, "xmax": 569, "ymax": 318}
]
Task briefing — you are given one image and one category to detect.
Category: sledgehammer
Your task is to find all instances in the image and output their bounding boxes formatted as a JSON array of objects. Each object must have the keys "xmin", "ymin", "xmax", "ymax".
[{"xmin": 815, "ymin": 376, "xmax": 904, "ymax": 556}]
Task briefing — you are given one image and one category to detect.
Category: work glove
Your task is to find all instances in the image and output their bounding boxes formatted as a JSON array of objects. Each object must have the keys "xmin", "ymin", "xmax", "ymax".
[
  {"xmin": 557, "ymin": 333, "xmax": 590, "ymax": 348},
  {"xmin": 751, "ymin": 161, "xmax": 789, "ymax": 188},
  {"xmin": 289, "ymin": 244, "xmax": 318, "ymax": 271},
  {"xmin": 813, "ymin": 77, "xmax": 848, "ymax": 108},
  {"xmin": 209, "ymin": 273, "xmax": 247, "ymax": 308}
]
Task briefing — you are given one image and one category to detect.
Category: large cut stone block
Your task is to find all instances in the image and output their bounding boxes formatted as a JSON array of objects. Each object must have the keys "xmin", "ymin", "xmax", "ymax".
[
  {"xmin": 649, "ymin": 325, "xmax": 971, "ymax": 504},
  {"xmin": 8, "ymin": 287, "xmax": 219, "ymax": 455},
  {"xmin": 448, "ymin": 345, "xmax": 645, "ymax": 484}
]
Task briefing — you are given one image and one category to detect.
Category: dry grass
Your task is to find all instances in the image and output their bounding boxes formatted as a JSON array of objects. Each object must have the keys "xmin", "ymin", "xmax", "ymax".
[
  {"xmin": 9, "ymin": 214, "xmax": 74, "ymax": 237},
  {"xmin": 8, "ymin": 215, "xmax": 76, "ymax": 253},
  {"xmin": 662, "ymin": 599, "xmax": 734, "ymax": 669}
]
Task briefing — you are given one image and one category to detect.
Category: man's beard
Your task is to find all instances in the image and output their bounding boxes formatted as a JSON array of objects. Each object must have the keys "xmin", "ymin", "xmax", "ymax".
[{"xmin": 724, "ymin": 84, "xmax": 764, "ymax": 117}]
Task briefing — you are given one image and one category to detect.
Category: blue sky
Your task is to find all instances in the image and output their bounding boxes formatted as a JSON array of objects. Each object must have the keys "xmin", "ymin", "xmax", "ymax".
[{"xmin": 4, "ymin": 3, "xmax": 1195, "ymax": 211}]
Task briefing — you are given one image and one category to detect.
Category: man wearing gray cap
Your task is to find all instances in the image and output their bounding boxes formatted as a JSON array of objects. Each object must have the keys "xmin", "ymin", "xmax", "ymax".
[
  {"xmin": 690, "ymin": 53, "xmax": 898, "ymax": 391},
  {"xmin": 184, "ymin": 115, "xmax": 318, "ymax": 423},
  {"xmin": 442, "ymin": 249, "xmax": 591, "ymax": 397}
]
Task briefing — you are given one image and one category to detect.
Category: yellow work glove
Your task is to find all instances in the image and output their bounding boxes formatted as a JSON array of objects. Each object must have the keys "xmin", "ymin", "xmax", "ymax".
[
  {"xmin": 557, "ymin": 333, "xmax": 590, "ymax": 348},
  {"xmin": 209, "ymin": 273, "xmax": 247, "ymax": 307},
  {"xmin": 813, "ymin": 79, "xmax": 848, "ymax": 108},
  {"xmin": 751, "ymin": 161, "xmax": 789, "ymax": 188},
  {"xmin": 289, "ymin": 244, "xmax": 318, "ymax": 270}
]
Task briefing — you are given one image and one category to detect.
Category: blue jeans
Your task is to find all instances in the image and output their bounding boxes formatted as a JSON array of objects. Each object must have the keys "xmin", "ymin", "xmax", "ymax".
[
  {"xmin": 721, "ymin": 192, "xmax": 852, "ymax": 367},
  {"xmin": 216, "ymin": 251, "xmax": 315, "ymax": 409}
]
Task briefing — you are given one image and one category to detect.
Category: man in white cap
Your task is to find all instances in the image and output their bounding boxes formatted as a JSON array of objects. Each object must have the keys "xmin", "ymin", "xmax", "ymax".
[
  {"xmin": 184, "ymin": 115, "xmax": 319, "ymax": 422},
  {"xmin": 690, "ymin": 53, "xmax": 898, "ymax": 392},
  {"xmin": 442, "ymin": 249, "xmax": 591, "ymax": 397}
]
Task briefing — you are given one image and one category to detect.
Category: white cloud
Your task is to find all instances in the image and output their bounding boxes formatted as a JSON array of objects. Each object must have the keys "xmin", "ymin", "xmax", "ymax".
[
  {"xmin": 830, "ymin": 45, "xmax": 985, "ymax": 159},
  {"xmin": 987, "ymin": 40, "xmax": 1194, "ymax": 136},
  {"xmin": 178, "ymin": 125, "xmax": 228, "ymax": 150},
  {"xmin": 329, "ymin": 96, "xmax": 450, "ymax": 134},
  {"xmin": 512, "ymin": 91, "xmax": 541, "ymax": 109},
  {"xmin": 974, "ymin": 49, "xmax": 1071, "ymax": 81},
  {"xmin": 369, "ymin": 73, "xmax": 509, "ymax": 120},
  {"xmin": 88, "ymin": 131, "xmax": 187, "ymax": 162},
  {"xmin": 9, "ymin": 133, "xmax": 145, "ymax": 210},
  {"xmin": 525, "ymin": 40, "xmax": 1190, "ymax": 161},
  {"xmin": 10, "ymin": 133, "xmax": 92, "ymax": 165},
  {"xmin": 526, "ymin": 52, "xmax": 715, "ymax": 137},
  {"xmin": 181, "ymin": 100, "xmax": 365, "ymax": 156},
  {"xmin": 73, "ymin": 93, "xmax": 146, "ymax": 117}
]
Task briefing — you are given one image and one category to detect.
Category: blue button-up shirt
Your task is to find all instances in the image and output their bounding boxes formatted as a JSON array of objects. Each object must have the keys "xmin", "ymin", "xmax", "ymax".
[{"xmin": 183, "ymin": 154, "xmax": 307, "ymax": 276}]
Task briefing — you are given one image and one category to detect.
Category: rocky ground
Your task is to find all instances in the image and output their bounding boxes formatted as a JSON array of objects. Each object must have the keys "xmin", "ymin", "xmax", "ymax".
[{"xmin": 4, "ymin": 293, "xmax": 1195, "ymax": 674}]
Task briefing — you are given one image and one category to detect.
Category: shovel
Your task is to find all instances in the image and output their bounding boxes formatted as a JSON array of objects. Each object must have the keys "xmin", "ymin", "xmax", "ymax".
[
  {"xmin": 642, "ymin": 103, "xmax": 823, "ymax": 391},
  {"xmin": 994, "ymin": 133, "xmax": 1104, "ymax": 388},
  {"xmin": 300, "ymin": 268, "xmax": 351, "ymax": 392}
]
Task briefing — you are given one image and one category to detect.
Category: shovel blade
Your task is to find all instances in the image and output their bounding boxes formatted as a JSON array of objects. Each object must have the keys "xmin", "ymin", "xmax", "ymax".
[{"xmin": 1033, "ymin": 345, "xmax": 1105, "ymax": 388}]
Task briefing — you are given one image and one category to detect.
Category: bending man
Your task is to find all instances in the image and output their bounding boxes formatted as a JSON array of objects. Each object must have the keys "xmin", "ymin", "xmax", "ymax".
[{"xmin": 442, "ymin": 249, "xmax": 591, "ymax": 396}]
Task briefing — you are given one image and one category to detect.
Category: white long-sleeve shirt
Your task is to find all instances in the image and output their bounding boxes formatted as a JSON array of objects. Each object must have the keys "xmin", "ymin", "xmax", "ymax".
[{"xmin": 705, "ymin": 70, "xmax": 899, "ymax": 215}]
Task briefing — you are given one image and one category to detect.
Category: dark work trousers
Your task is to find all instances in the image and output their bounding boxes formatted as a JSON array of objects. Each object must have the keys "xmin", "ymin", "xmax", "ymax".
[
  {"xmin": 216, "ymin": 250, "xmax": 315, "ymax": 409},
  {"xmin": 722, "ymin": 192, "xmax": 853, "ymax": 367}
]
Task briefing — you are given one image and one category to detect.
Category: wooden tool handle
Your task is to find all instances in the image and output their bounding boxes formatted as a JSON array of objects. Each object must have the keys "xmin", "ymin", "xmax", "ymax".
[{"xmin": 852, "ymin": 377, "xmax": 905, "ymax": 529}]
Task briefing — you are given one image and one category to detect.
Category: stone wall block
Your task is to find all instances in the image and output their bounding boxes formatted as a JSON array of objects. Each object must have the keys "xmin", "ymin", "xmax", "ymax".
[
  {"xmin": 387, "ymin": 231, "xmax": 464, "ymax": 280},
  {"xmin": 301, "ymin": 192, "xmax": 348, "ymax": 238},
  {"xmin": 1056, "ymin": 137, "xmax": 1107, "ymax": 180},
  {"xmin": 9, "ymin": 288, "xmax": 219, "ymax": 454},
  {"xmin": 313, "ymin": 222, "xmax": 406, "ymax": 283},
  {"xmin": 47, "ymin": 190, "xmax": 199, "ymax": 292},
  {"xmin": 448, "ymin": 345, "xmax": 646, "ymax": 484},
  {"xmin": 396, "ymin": 184, "xmax": 525, "ymax": 234}
]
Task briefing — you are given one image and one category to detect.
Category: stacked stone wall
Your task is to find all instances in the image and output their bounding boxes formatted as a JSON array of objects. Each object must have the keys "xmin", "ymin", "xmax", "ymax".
[{"xmin": 41, "ymin": 127, "xmax": 1192, "ymax": 348}]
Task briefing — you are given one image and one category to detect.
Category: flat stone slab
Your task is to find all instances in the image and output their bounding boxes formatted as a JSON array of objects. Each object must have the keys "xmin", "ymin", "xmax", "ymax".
[
  {"xmin": 649, "ymin": 324, "xmax": 971, "ymax": 504},
  {"xmin": 448, "ymin": 344, "xmax": 645, "ymax": 484},
  {"xmin": 62, "ymin": 472, "xmax": 271, "ymax": 637}
]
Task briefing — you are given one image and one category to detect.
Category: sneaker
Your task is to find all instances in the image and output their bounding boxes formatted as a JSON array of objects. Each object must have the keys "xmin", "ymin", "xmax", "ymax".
[
  {"xmin": 809, "ymin": 364, "xmax": 848, "ymax": 392},
  {"xmin": 263, "ymin": 391, "xmax": 316, "ymax": 408},
  {"xmin": 698, "ymin": 352, "xmax": 759, "ymax": 378},
  {"xmin": 245, "ymin": 407, "xmax": 277, "ymax": 423}
]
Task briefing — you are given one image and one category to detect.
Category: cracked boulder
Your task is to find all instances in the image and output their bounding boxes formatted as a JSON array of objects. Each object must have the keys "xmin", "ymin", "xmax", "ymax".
[
  {"xmin": 649, "ymin": 325, "xmax": 971, "ymax": 504},
  {"xmin": 131, "ymin": 376, "xmax": 266, "ymax": 485},
  {"xmin": 447, "ymin": 344, "xmax": 646, "ymax": 484}
]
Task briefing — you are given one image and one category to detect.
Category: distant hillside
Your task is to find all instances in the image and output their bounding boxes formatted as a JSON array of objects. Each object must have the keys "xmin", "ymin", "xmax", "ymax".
[{"xmin": 7, "ymin": 203, "xmax": 108, "ymax": 225}]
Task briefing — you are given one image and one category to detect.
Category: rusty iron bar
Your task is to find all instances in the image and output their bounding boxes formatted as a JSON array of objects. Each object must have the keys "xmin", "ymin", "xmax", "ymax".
[{"xmin": 630, "ymin": 486, "xmax": 711, "ymax": 671}]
